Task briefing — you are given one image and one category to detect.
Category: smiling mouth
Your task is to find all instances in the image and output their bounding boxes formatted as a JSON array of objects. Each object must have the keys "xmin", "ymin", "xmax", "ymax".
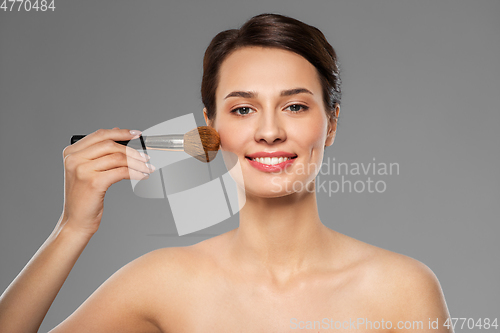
[{"xmin": 245, "ymin": 155, "xmax": 298, "ymax": 165}]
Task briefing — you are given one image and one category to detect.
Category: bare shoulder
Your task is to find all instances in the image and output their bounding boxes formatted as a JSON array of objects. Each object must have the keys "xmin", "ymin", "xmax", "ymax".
[
  {"xmin": 366, "ymin": 246, "xmax": 445, "ymax": 304},
  {"xmin": 138, "ymin": 245, "xmax": 207, "ymax": 275},
  {"xmin": 335, "ymin": 232, "xmax": 440, "ymax": 285},
  {"xmin": 139, "ymin": 231, "xmax": 232, "ymax": 288},
  {"xmin": 48, "ymin": 245, "xmax": 209, "ymax": 333},
  {"xmin": 130, "ymin": 243, "xmax": 220, "ymax": 296},
  {"xmin": 336, "ymin": 233, "xmax": 452, "ymax": 331}
]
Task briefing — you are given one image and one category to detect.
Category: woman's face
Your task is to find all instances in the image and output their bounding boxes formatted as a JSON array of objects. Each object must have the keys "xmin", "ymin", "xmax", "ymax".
[{"xmin": 204, "ymin": 46, "xmax": 338, "ymax": 198}]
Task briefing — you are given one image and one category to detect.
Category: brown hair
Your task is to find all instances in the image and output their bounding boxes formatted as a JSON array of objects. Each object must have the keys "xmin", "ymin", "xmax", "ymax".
[{"xmin": 201, "ymin": 13, "xmax": 341, "ymax": 121}]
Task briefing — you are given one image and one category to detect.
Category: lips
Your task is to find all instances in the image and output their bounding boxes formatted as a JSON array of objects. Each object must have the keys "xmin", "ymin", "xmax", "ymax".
[
  {"xmin": 245, "ymin": 151, "xmax": 297, "ymax": 159},
  {"xmin": 245, "ymin": 151, "xmax": 297, "ymax": 172}
]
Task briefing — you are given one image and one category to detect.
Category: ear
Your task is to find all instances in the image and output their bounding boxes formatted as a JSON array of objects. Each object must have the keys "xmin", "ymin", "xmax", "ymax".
[
  {"xmin": 325, "ymin": 104, "xmax": 340, "ymax": 147},
  {"xmin": 203, "ymin": 108, "xmax": 215, "ymax": 128}
]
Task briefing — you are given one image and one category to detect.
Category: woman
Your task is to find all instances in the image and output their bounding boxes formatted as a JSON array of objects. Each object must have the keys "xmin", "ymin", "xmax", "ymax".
[{"xmin": 0, "ymin": 14, "xmax": 452, "ymax": 332}]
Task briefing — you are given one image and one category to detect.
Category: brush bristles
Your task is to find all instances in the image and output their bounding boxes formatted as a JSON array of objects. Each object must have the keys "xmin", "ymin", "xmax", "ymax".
[{"xmin": 183, "ymin": 126, "xmax": 220, "ymax": 163}]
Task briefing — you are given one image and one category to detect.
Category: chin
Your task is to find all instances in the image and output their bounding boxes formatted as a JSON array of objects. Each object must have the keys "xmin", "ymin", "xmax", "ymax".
[
  {"xmin": 245, "ymin": 188, "xmax": 294, "ymax": 199},
  {"xmin": 243, "ymin": 176, "xmax": 316, "ymax": 199}
]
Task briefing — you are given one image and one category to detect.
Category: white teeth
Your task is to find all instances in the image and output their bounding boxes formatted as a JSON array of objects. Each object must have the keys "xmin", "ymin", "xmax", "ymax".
[{"xmin": 252, "ymin": 156, "xmax": 293, "ymax": 165}]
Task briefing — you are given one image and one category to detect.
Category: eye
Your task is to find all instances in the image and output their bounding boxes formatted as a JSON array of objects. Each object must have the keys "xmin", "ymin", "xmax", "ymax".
[
  {"xmin": 230, "ymin": 107, "xmax": 255, "ymax": 116},
  {"xmin": 285, "ymin": 104, "xmax": 309, "ymax": 112}
]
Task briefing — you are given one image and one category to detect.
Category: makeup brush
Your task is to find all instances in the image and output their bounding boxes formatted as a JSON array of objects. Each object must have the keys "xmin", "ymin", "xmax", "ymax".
[{"xmin": 70, "ymin": 126, "xmax": 220, "ymax": 163}]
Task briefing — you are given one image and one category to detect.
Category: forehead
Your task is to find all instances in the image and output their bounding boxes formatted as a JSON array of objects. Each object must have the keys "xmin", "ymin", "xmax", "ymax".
[{"xmin": 217, "ymin": 46, "xmax": 322, "ymax": 99}]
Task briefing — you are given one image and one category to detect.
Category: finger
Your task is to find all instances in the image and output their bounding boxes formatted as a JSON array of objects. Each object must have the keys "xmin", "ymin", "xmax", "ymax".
[
  {"xmin": 66, "ymin": 128, "xmax": 141, "ymax": 156},
  {"xmin": 72, "ymin": 139, "xmax": 149, "ymax": 163},
  {"xmin": 89, "ymin": 152, "xmax": 155, "ymax": 175},
  {"xmin": 95, "ymin": 166, "xmax": 151, "ymax": 189}
]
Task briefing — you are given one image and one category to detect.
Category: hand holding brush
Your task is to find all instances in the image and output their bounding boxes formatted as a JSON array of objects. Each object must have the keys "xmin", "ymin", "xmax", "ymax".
[{"xmin": 71, "ymin": 126, "xmax": 220, "ymax": 163}]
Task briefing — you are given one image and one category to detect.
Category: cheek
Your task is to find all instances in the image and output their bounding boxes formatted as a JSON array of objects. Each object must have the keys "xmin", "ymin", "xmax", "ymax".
[
  {"xmin": 295, "ymin": 118, "xmax": 328, "ymax": 152},
  {"xmin": 216, "ymin": 122, "xmax": 251, "ymax": 153}
]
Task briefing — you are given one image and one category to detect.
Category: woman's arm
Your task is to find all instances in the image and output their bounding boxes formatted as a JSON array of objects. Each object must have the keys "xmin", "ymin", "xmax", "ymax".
[
  {"xmin": 0, "ymin": 220, "xmax": 93, "ymax": 333},
  {"xmin": 47, "ymin": 247, "xmax": 167, "ymax": 333},
  {"xmin": 0, "ymin": 224, "xmax": 166, "ymax": 333},
  {"xmin": 0, "ymin": 128, "xmax": 154, "ymax": 333}
]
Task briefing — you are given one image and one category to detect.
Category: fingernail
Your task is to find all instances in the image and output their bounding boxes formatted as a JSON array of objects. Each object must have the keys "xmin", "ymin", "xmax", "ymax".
[
  {"xmin": 142, "ymin": 172, "xmax": 150, "ymax": 177},
  {"xmin": 139, "ymin": 152, "xmax": 150, "ymax": 160},
  {"xmin": 130, "ymin": 130, "xmax": 142, "ymax": 136},
  {"xmin": 146, "ymin": 163, "xmax": 155, "ymax": 171}
]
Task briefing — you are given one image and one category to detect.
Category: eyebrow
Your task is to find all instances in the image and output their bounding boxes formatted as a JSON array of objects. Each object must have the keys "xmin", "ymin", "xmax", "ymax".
[{"xmin": 224, "ymin": 88, "xmax": 313, "ymax": 100}]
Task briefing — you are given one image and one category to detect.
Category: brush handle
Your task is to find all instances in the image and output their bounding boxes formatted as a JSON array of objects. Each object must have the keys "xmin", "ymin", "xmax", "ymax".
[
  {"xmin": 70, "ymin": 134, "xmax": 184, "ymax": 150},
  {"xmin": 70, "ymin": 135, "xmax": 144, "ymax": 149}
]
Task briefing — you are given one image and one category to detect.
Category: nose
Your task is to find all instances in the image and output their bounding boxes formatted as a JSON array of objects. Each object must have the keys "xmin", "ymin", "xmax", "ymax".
[{"xmin": 254, "ymin": 109, "xmax": 286, "ymax": 144}]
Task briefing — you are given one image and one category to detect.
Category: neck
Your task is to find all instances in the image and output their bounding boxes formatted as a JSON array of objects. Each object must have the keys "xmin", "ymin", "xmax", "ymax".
[{"xmin": 228, "ymin": 183, "xmax": 336, "ymax": 283}]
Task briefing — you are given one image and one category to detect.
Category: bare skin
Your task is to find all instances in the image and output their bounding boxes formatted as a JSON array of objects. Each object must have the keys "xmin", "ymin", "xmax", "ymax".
[
  {"xmin": 0, "ymin": 47, "xmax": 452, "ymax": 333},
  {"xmin": 45, "ymin": 231, "xmax": 451, "ymax": 332}
]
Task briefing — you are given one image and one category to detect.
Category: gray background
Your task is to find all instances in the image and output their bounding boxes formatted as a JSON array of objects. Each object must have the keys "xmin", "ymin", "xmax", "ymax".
[{"xmin": 1, "ymin": 0, "xmax": 498, "ymax": 331}]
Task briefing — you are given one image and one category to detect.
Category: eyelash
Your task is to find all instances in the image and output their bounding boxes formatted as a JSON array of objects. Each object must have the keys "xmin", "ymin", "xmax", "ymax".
[{"xmin": 230, "ymin": 104, "xmax": 310, "ymax": 116}]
